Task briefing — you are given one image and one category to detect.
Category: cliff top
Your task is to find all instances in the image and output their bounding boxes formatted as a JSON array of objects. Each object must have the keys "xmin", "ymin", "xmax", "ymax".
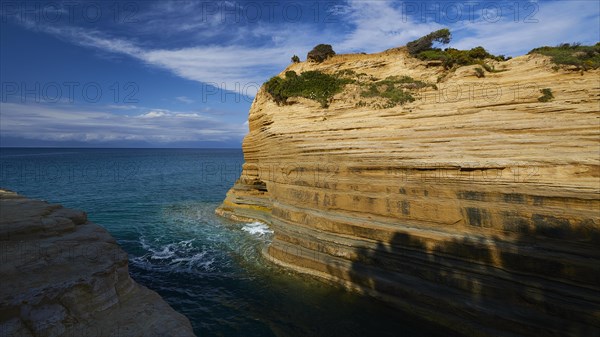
[
  {"xmin": 272, "ymin": 45, "xmax": 599, "ymax": 108},
  {"xmin": 244, "ymin": 43, "xmax": 599, "ymax": 191}
]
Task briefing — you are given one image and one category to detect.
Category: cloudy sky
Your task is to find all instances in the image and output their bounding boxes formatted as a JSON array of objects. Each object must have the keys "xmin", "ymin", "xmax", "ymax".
[{"xmin": 1, "ymin": 0, "xmax": 598, "ymax": 147}]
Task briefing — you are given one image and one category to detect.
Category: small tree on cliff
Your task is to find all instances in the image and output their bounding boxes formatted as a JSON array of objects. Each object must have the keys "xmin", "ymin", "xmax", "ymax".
[
  {"xmin": 291, "ymin": 55, "xmax": 300, "ymax": 63},
  {"xmin": 307, "ymin": 44, "xmax": 336, "ymax": 63},
  {"xmin": 406, "ymin": 29, "xmax": 452, "ymax": 55}
]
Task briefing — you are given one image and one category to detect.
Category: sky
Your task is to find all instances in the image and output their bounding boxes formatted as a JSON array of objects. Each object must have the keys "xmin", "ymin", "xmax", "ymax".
[{"xmin": 1, "ymin": 0, "xmax": 598, "ymax": 148}]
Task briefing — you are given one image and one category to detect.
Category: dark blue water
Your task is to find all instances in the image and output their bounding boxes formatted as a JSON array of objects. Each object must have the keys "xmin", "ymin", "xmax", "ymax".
[{"xmin": 0, "ymin": 148, "xmax": 451, "ymax": 337}]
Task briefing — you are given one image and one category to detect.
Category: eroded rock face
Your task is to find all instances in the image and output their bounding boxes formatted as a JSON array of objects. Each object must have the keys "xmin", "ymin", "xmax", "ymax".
[
  {"xmin": 0, "ymin": 190, "xmax": 196, "ymax": 337},
  {"xmin": 217, "ymin": 49, "xmax": 600, "ymax": 336}
]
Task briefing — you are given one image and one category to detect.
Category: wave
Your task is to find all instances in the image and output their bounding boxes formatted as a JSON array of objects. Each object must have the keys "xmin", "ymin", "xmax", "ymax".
[
  {"xmin": 129, "ymin": 204, "xmax": 273, "ymax": 277},
  {"xmin": 242, "ymin": 222, "xmax": 273, "ymax": 236},
  {"xmin": 132, "ymin": 237, "xmax": 216, "ymax": 274}
]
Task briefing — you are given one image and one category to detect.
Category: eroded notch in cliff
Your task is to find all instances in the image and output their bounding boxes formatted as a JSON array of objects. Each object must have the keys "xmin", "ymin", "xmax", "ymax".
[{"xmin": 250, "ymin": 179, "xmax": 268, "ymax": 192}]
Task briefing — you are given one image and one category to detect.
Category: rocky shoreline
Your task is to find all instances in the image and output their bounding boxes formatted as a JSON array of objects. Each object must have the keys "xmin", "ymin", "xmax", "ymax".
[{"xmin": 0, "ymin": 189, "xmax": 196, "ymax": 337}]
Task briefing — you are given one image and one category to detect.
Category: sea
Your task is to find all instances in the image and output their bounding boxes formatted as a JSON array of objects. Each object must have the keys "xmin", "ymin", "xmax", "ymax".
[{"xmin": 0, "ymin": 148, "xmax": 452, "ymax": 337}]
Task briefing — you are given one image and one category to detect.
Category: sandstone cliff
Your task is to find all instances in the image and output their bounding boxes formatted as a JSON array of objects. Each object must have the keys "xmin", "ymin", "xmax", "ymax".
[
  {"xmin": 217, "ymin": 48, "xmax": 600, "ymax": 336},
  {"xmin": 0, "ymin": 189, "xmax": 196, "ymax": 337}
]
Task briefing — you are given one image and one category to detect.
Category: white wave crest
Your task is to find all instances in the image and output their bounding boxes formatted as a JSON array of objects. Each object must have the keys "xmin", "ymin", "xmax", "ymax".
[
  {"xmin": 242, "ymin": 222, "xmax": 273, "ymax": 236},
  {"xmin": 132, "ymin": 238, "xmax": 215, "ymax": 273}
]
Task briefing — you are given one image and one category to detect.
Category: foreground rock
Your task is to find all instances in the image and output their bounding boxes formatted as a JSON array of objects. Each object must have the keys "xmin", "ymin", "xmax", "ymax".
[
  {"xmin": 0, "ymin": 189, "xmax": 195, "ymax": 337},
  {"xmin": 217, "ymin": 49, "xmax": 600, "ymax": 336}
]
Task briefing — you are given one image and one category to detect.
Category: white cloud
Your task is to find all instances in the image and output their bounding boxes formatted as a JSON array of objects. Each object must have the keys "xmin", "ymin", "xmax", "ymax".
[
  {"xmin": 107, "ymin": 104, "xmax": 141, "ymax": 110},
  {"xmin": 332, "ymin": 0, "xmax": 443, "ymax": 52},
  {"xmin": 0, "ymin": 102, "xmax": 246, "ymax": 144},
  {"xmin": 448, "ymin": 1, "xmax": 600, "ymax": 56},
  {"xmin": 175, "ymin": 96, "xmax": 194, "ymax": 104},
  {"xmin": 141, "ymin": 45, "xmax": 290, "ymax": 94},
  {"xmin": 14, "ymin": 20, "xmax": 301, "ymax": 96},
  {"xmin": 138, "ymin": 110, "xmax": 170, "ymax": 118}
]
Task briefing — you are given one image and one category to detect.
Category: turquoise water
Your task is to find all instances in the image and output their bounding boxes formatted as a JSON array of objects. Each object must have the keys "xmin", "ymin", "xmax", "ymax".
[{"xmin": 0, "ymin": 148, "xmax": 453, "ymax": 337}]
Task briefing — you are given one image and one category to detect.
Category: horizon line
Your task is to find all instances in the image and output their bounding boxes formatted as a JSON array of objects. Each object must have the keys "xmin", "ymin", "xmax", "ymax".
[{"xmin": 0, "ymin": 146, "xmax": 243, "ymax": 150}]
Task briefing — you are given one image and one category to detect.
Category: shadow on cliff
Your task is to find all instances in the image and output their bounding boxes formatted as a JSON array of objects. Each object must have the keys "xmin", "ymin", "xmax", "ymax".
[{"xmin": 344, "ymin": 228, "xmax": 600, "ymax": 337}]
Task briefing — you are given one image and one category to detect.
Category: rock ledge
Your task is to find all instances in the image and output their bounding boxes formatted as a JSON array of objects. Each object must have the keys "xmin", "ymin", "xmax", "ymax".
[{"xmin": 0, "ymin": 189, "xmax": 196, "ymax": 337}]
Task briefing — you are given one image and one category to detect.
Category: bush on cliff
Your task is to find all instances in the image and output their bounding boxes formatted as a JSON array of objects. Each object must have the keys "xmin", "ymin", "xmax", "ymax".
[
  {"xmin": 291, "ymin": 55, "xmax": 300, "ymax": 63},
  {"xmin": 264, "ymin": 70, "xmax": 352, "ymax": 108},
  {"xmin": 407, "ymin": 29, "xmax": 508, "ymax": 69},
  {"xmin": 416, "ymin": 46, "xmax": 508, "ymax": 69},
  {"xmin": 307, "ymin": 44, "xmax": 336, "ymax": 63},
  {"xmin": 264, "ymin": 69, "xmax": 437, "ymax": 110},
  {"xmin": 406, "ymin": 29, "xmax": 451, "ymax": 55},
  {"xmin": 538, "ymin": 88, "xmax": 554, "ymax": 102},
  {"xmin": 358, "ymin": 76, "xmax": 436, "ymax": 109},
  {"xmin": 529, "ymin": 43, "xmax": 600, "ymax": 70},
  {"xmin": 474, "ymin": 67, "xmax": 485, "ymax": 78}
]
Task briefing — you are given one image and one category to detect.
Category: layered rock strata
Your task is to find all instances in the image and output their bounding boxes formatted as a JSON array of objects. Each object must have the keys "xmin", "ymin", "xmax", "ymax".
[
  {"xmin": 0, "ymin": 189, "xmax": 196, "ymax": 337},
  {"xmin": 217, "ymin": 49, "xmax": 600, "ymax": 336}
]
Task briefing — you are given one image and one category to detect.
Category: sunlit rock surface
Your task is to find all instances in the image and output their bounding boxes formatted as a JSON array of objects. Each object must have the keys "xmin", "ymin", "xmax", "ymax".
[
  {"xmin": 217, "ymin": 48, "xmax": 600, "ymax": 336},
  {"xmin": 0, "ymin": 189, "xmax": 196, "ymax": 337}
]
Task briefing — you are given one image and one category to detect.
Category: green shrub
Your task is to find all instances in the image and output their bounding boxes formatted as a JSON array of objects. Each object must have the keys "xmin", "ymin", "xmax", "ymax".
[
  {"xmin": 264, "ymin": 70, "xmax": 436, "ymax": 110},
  {"xmin": 264, "ymin": 70, "xmax": 352, "ymax": 108},
  {"xmin": 264, "ymin": 76, "xmax": 287, "ymax": 104},
  {"xmin": 406, "ymin": 29, "xmax": 509, "ymax": 69},
  {"xmin": 361, "ymin": 84, "xmax": 415, "ymax": 107},
  {"xmin": 307, "ymin": 44, "xmax": 336, "ymax": 63},
  {"xmin": 416, "ymin": 46, "xmax": 507, "ymax": 69},
  {"xmin": 383, "ymin": 75, "xmax": 434, "ymax": 89},
  {"xmin": 538, "ymin": 88, "xmax": 554, "ymax": 102},
  {"xmin": 529, "ymin": 43, "xmax": 600, "ymax": 70},
  {"xmin": 474, "ymin": 67, "xmax": 485, "ymax": 78},
  {"xmin": 468, "ymin": 46, "xmax": 490, "ymax": 59},
  {"xmin": 358, "ymin": 76, "xmax": 436, "ymax": 108},
  {"xmin": 335, "ymin": 69, "xmax": 357, "ymax": 78},
  {"xmin": 355, "ymin": 100, "xmax": 367, "ymax": 108},
  {"xmin": 418, "ymin": 49, "xmax": 448, "ymax": 61},
  {"xmin": 291, "ymin": 55, "xmax": 300, "ymax": 63},
  {"xmin": 407, "ymin": 29, "xmax": 451, "ymax": 55}
]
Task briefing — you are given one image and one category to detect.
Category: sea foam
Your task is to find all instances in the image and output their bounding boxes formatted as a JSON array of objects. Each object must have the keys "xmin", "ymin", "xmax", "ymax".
[{"xmin": 242, "ymin": 222, "xmax": 273, "ymax": 236}]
